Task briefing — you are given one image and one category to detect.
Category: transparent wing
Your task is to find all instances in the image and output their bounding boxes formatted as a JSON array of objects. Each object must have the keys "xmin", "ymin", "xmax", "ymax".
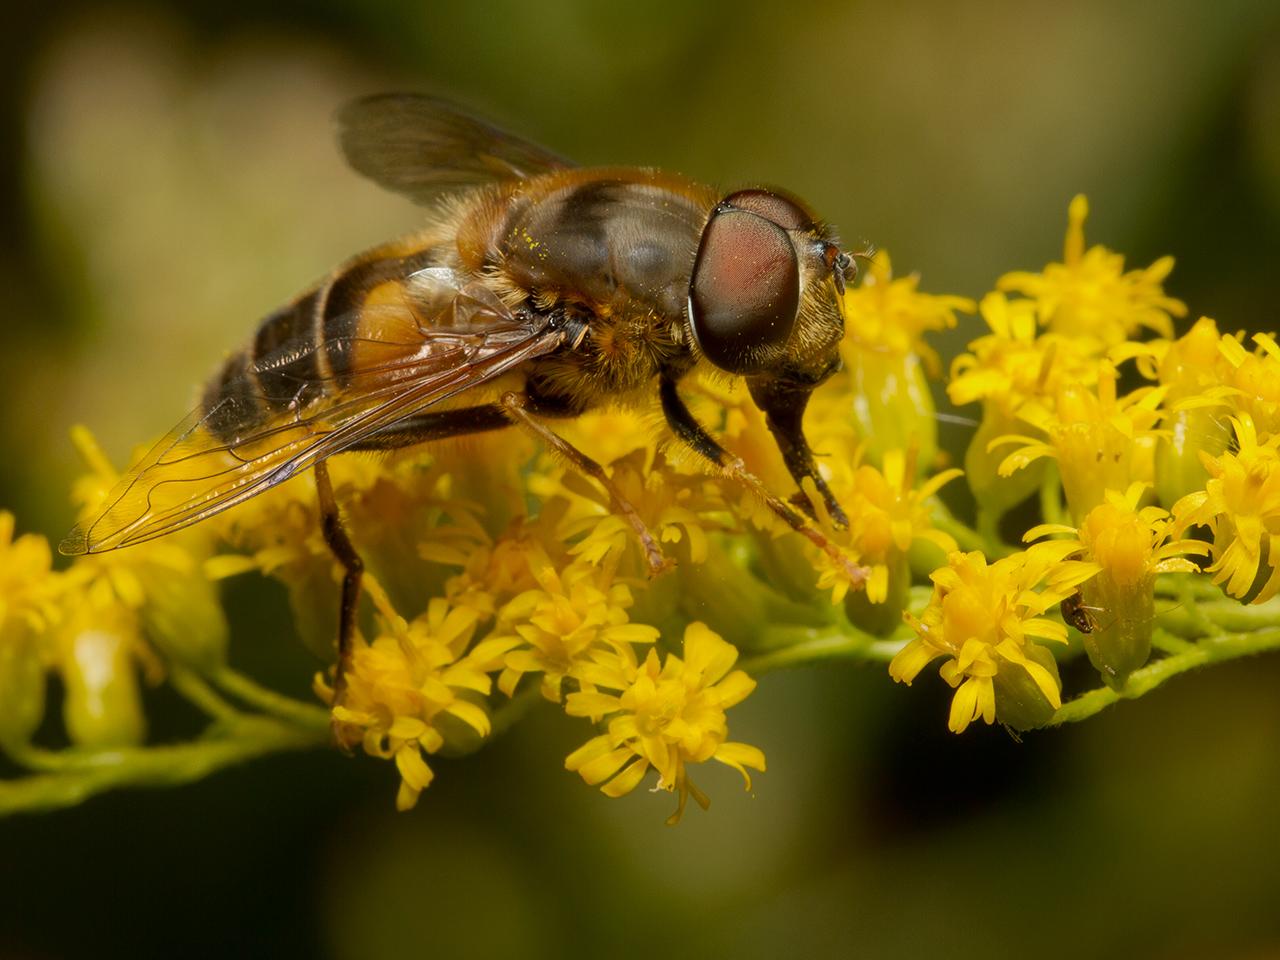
[
  {"xmin": 337, "ymin": 93, "xmax": 572, "ymax": 204},
  {"xmin": 62, "ymin": 281, "xmax": 562, "ymax": 555}
]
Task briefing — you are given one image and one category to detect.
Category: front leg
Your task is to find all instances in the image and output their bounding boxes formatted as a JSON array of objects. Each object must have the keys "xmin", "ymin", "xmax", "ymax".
[
  {"xmin": 747, "ymin": 377, "xmax": 848, "ymax": 528},
  {"xmin": 659, "ymin": 376, "xmax": 866, "ymax": 588}
]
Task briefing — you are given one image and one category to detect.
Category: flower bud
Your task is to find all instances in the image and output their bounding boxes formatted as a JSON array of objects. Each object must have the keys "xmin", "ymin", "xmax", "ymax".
[
  {"xmin": 992, "ymin": 643, "xmax": 1062, "ymax": 731},
  {"xmin": 1079, "ymin": 572, "xmax": 1154, "ymax": 690},
  {"xmin": 137, "ymin": 559, "xmax": 229, "ymax": 673},
  {"xmin": 284, "ymin": 566, "xmax": 345, "ymax": 662},
  {"xmin": 847, "ymin": 345, "xmax": 938, "ymax": 472},
  {"xmin": 966, "ymin": 404, "xmax": 1045, "ymax": 517},
  {"xmin": 1155, "ymin": 407, "xmax": 1229, "ymax": 509},
  {"xmin": 58, "ymin": 604, "xmax": 146, "ymax": 748},
  {"xmin": 844, "ymin": 549, "xmax": 910, "ymax": 636}
]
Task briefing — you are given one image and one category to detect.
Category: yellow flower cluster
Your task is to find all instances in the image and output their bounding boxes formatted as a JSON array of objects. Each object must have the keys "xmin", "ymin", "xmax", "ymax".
[
  {"xmin": 1027, "ymin": 484, "xmax": 1206, "ymax": 687},
  {"xmin": 892, "ymin": 544, "xmax": 1096, "ymax": 732},
  {"xmin": 565, "ymin": 622, "xmax": 764, "ymax": 825},
  {"xmin": 1173, "ymin": 414, "xmax": 1280, "ymax": 603},
  {"xmin": 0, "ymin": 510, "xmax": 62, "ymax": 746},
  {"xmin": 7, "ymin": 193, "xmax": 1280, "ymax": 819},
  {"xmin": 1, "ymin": 429, "xmax": 229, "ymax": 750},
  {"xmin": 901, "ymin": 195, "xmax": 1273, "ymax": 731}
]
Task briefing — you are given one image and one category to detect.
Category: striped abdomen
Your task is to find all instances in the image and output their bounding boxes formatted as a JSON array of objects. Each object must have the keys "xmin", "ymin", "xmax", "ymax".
[{"xmin": 201, "ymin": 242, "xmax": 440, "ymax": 443}]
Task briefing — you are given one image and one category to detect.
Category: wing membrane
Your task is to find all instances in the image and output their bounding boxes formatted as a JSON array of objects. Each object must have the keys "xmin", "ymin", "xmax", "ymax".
[
  {"xmin": 63, "ymin": 301, "xmax": 562, "ymax": 555},
  {"xmin": 337, "ymin": 93, "xmax": 571, "ymax": 204}
]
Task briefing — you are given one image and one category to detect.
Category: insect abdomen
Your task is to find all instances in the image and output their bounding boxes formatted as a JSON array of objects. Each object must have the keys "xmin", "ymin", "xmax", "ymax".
[
  {"xmin": 201, "ymin": 243, "xmax": 439, "ymax": 443},
  {"xmin": 201, "ymin": 288, "xmax": 324, "ymax": 443}
]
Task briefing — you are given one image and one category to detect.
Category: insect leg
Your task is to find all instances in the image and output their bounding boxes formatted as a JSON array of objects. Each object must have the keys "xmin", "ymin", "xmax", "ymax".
[
  {"xmin": 348, "ymin": 404, "xmax": 514, "ymax": 450},
  {"xmin": 748, "ymin": 378, "xmax": 848, "ymax": 528},
  {"xmin": 314, "ymin": 459, "xmax": 364, "ymax": 748},
  {"xmin": 659, "ymin": 376, "xmax": 867, "ymax": 587},
  {"xmin": 499, "ymin": 392, "xmax": 673, "ymax": 577}
]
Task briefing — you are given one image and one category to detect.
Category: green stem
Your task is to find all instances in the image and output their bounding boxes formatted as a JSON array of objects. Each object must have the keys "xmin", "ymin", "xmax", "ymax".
[
  {"xmin": 0, "ymin": 717, "xmax": 328, "ymax": 815},
  {"xmin": 1046, "ymin": 626, "xmax": 1280, "ymax": 726},
  {"xmin": 1038, "ymin": 464, "xmax": 1065, "ymax": 527},
  {"xmin": 168, "ymin": 667, "xmax": 242, "ymax": 723},
  {"xmin": 974, "ymin": 507, "xmax": 1015, "ymax": 557},
  {"xmin": 490, "ymin": 684, "xmax": 543, "ymax": 739},
  {"xmin": 211, "ymin": 666, "xmax": 331, "ymax": 732},
  {"xmin": 927, "ymin": 498, "xmax": 988, "ymax": 554},
  {"xmin": 1175, "ymin": 576, "xmax": 1222, "ymax": 637},
  {"xmin": 740, "ymin": 626, "xmax": 909, "ymax": 674},
  {"xmin": 1157, "ymin": 595, "xmax": 1280, "ymax": 639},
  {"xmin": 1153, "ymin": 576, "xmax": 1223, "ymax": 600},
  {"xmin": 1150, "ymin": 628, "xmax": 1195, "ymax": 655}
]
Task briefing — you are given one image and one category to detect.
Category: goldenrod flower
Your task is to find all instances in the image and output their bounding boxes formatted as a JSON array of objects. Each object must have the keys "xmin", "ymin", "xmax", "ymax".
[
  {"xmin": 0, "ymin": 512, "xmax": 61, "ymax": 744},
  {"xmin": 1115, "ymin": 317, "xmax": 1237, "ymax": 506},
  {"xmin": 67, "ymin": 428, "xmax": 228, "ymax": 673},
  {"xmin": 532, "ymin": 448, "xmax": 726, "ymax": 569},
  {"xmin": 494, "ymin": 555, "xmax": 659, "ymax": 701},
  {"xmin": 330, "ymin": 597, "xmax": 519, "ymax": 811},
  {"xmin": 812, "ymin": 449, "xmax": 960, "ymax": 628},
  {"xmin": 54, "ymin": 591, "xmax": 149, "ymax": 747},
  {"xmin": 949, "ymin": 292, "xmax": 1102, "ymax": 517},
  {"xmin": 1027, "ymin": 483, "xmax": 1206, "ymax": 686},
  {"xmin": 683, "ymin": 376, "xmax": 794, "ymax": 512},
  {"xmin": 949, "ymin": 293, "xmax": 1101, "ymax": 411},
  {"xmin": 892, "ymin": 545, "xmax": 1097, "ymax": 732},
  {"xmin": 564, "ymin": 622, "xmax": 764, "ymax": 824},
  {"xmin": 214, "ymin": 452, "xmax": 466, "ymax": 617},
  {"xmin": 998, "ymin": 194, "xmax": 1186, "ymax": 345},
  {"xmin": 1218, "ymin": 332, "xmax": 1280, "ymax": 441},
  {"xmin": 14, "ymin": 192, "xmax": 1270, "ymax": 817},
  {"xmin": 550, "ymin": 406, "xmax": 659, "ymax": 472},
  {"xmin": 441, "ymin": 524, "xmax": 546, "ymax": 620},
  {"xmin": 53, "ymin": 428, "xmax": 225, "ymax": 746},
  {"xmin": 1174, "ymin": 415, "xmax": 1280, "ymax": 603},
  {"xmin": 0, "ymin": 511, "xmax": 60, "ymax": 635},
  {"xmin": 841, "ymin": 250, "xmax": 974, "ymax": 470},
  {"xmin": 842, "ymin": 250, "xmax": 973, "ymax": 363},
  {"xmin": 993, "ymin": 360, "xmax": 1166, "ymax": 521}
]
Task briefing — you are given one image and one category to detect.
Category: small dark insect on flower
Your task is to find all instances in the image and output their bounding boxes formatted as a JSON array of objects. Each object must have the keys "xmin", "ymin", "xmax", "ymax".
[
  {"xmin": 1060, "ymin": 590, "xmax": 1096, "ymax": 633},
  {"xmin": 60, "ymin": 94, "xmax": 867, "ymax": 729}
]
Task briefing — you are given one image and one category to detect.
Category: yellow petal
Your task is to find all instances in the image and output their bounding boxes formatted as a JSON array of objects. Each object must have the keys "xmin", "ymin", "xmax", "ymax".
[
  {"xmin": 714, "ymin": 742, "xmax": 767, "ymax": 790},
  {"xmin": 395, "ymin": 745, "xmax": 434, "ymax": 792},
  {"xmin": 444, "ymin": 700, "xmax": 491, "ymax": 738},
  {"xmin": 601, "ymin": 758, "xmax": 650, "ymax": 797},
  {"xmin": 576, "ymin": 746, "xmax": 636, "ymax": 786}
]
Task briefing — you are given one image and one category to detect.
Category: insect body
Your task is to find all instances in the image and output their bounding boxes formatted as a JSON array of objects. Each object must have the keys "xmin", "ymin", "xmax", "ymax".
[
  {"xmin": 1060, "ymin": 590, "xmax": 1097, "ymax": 633},
  {"xmin": 61, "ymin": 95, "xmax": 865, "ymax": 711}
]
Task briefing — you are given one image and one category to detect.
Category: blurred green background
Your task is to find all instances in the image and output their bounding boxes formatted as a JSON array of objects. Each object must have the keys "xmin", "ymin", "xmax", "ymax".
[{"xmin": 3, "ymin": 2, "xmax": 1280, "ymax": 957}]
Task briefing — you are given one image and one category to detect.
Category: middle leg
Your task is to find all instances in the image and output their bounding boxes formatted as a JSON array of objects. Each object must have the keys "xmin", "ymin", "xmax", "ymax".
[
  {"xmin": 353, "ymin": 397, "xmax": 672, "ymax": 576},
  {"xmin": 499, "ymin": 392, "xmax": 673, "ymax": 576}
]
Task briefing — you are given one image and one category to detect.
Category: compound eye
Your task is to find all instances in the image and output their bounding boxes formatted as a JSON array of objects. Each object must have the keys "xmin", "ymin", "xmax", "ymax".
[
  {"xmin": 722, "ymin": 189, "xmax": 815, "ymax": 231},
  {"xmin": 688, "ymin": 208, "xmax": 800, "ymax": 374}
]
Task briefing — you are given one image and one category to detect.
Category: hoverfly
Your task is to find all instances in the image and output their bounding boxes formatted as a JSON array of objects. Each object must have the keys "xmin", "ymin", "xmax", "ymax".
[{"xmin": 61, "ymin": 94, "xmax": 867, "ymax": 709}]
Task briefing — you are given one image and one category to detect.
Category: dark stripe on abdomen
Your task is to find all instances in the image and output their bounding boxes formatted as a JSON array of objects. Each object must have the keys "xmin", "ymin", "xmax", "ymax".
[
  {"xmin": 202, "ymin": 350, "xmax": 265, "ymax": 443},
  {"xmin": 250, "ymin": 289, "xmax": 323, "ymax": 410}
]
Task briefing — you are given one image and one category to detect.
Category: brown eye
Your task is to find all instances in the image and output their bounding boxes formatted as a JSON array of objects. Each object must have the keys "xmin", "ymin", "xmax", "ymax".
[
  {"xmin": 722, "ymin": 189, "xmax": 815, "ymax": 231},
  {"xmin": 688, "ymin": 207, "xmax": 800, "ymax": 374}
]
